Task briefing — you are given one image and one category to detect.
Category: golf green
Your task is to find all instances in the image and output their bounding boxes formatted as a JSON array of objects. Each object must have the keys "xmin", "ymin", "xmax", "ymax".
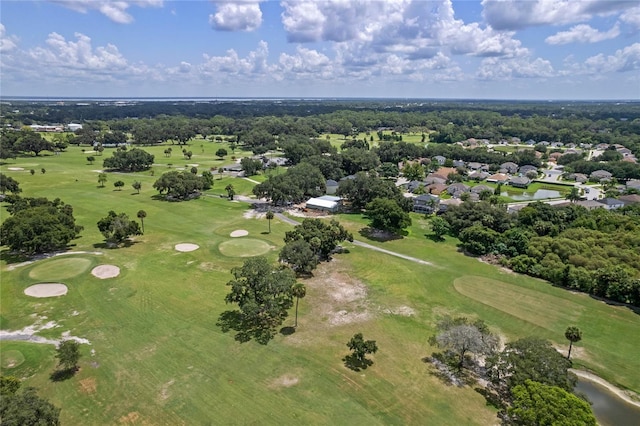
[
  {"xmin": 218, "ymin": 238, "xmax": 273, "ymax": 257},
  {"xmin": 28, "ymin": 257, "xmax": 92, "ymax": 280},
  {"xmin": 1, "ymin": 350, "xmax": 25, "ymax": 369}
]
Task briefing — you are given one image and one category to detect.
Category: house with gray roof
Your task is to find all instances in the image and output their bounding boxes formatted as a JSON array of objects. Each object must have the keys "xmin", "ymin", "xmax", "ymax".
[
  {"xmin": 446, "ymin": 183, "xmax": 470, "ymax": 198},
  {"xmin": 519, "ymin": 165, "xmax": 538, "ymax": 175},
  {"xmin": 501, "ymin": 162, "xmax": 519, "ymax": 174},
  {"xmin": 590, "ymin": 170, "xmax": 612, "ymax": 181},
  {"xmin": 626, "ymin": 179, "xmax": 640, "ymax": 191},
  {"xmin": 413, "ymin": 194, "xmax": 440, "ymax": 214},
  {"xmin": 471, "ymin": 185, "xmax": 493, "ymax": 194},
  {"xmin": 508, "ymin": 176, "xmax": 531, "ymax": 188},
  {"xmin": 468, "ymin": 170, "xmax": 490, "ymax": 181},
  {"xmin": 619, "ymin": 194, "xmax": 640, "ymax": 205},
  {"xmin": 326, "ymin": 179, "xmax": 339, "ymax": 195},
  {"xmin": 433, "ymin": 155, "xmax": 446, "ymax": 165},
  {"xmin": 598, "ymin": 197, "xmax": 624, "ymax": 210}
]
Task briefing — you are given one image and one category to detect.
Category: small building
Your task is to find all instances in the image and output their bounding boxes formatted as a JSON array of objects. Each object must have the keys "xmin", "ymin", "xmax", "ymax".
[
  {"xmin": 426, "ymin": 183, "xmax": 448, "ymax": 195},
  {"xmin": 433, "ymin": 155, "xmax": 446, "ymax": 165},
  {"xmin": 597, "ymin": 198, "xmax": 624, "ymax": 210},
  {"xmin": 508, "ymin": 176, "xmax": 531, "ymax": 188},
  {"xmin": 306, "ymin": 196, "xmax": 342, "ymax": 213},
  {"xmin": 519, "ymin": 165, "xmax": 538, "ymax": 175},
  {"xmin": 619, "ymin": 194, "xmax": 640, "ymax": 205},
  {"xmin": 325, "ymin": 179, "xmax": 339, "ymax": 195},
  {"xmin": 468, "ymin": 170, "xmax": 490, "ymax": 181},
  {"xmin": 575, "ymin": 200, "xmax": 605, "ymax": 210},
  {"xmin": 626, "ymin": 179, "xmax": 640, "ymax": 191},
  {"xmin": 67, "ymin": 123, "xmax": 83, "ymax": 132},
  {"xmin": 438, "ymin": 198, "xmax": 462, "ymax": 212},
  {"xmin": 446, "ymin": 183, "xmax": 470, "ymax": 198},
  {"xmin": 425, "ymin": 174, "xmax": 447, "ymax": 185},
  {"xmin": 471, "ymin": 185, "xmax": 493, "ymax": 195}
]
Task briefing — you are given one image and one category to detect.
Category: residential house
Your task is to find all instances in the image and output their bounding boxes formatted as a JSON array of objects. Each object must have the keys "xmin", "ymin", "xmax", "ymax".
[
  {"xmin": 500, "ymin": 162, "xmax": 519, "ymax": 174},
  {"xmin": 487, "ymin": 173, "xmax": 509, "ymax": 183},
  {"xmin": 467, "ymin": 162, "xmax": 484, "ymax": 170},
  {"xmin": 626, "ymin": 179, "xmax": 640, "ymax": 191},
  {"xmin": 589, "ymin": 170, "xmax": 613, "ymax": 181},
  {"xmin": 452, "ymin": 160, "xmax": 465, "ymax": 168},
  {"xmin": 425, "ymin": 174, "xmax": 447, "ymax": 185},
  {"xmin": 519, "ymin": 165, "xmax": 538, "ymax": 175},
  {"xmin": 446, "ymin": 183, "xmax": 470, "ymax": 198},
  {"xmin": 471, "ymin": 185, "xmax": 493, "ymax": 195},
  {"xmin": 575, "ymin": 200, "xmax": 604, "ymax": 210},
  {"xmin": 426, "ymin": 183, "xmax": 448, "ymax": 195},
  {"xmin": 413, "ymin": 194, "xmax": 440, "ymax": 214},
  {"xmin": 468, "ymin": 171, "xmax": 490, "ymax": 181},
  {"xmin": 438, "ymin": 198, "xmax": 463, "ymax": 212},
  {"xmin": 508, "ymin": 176, "xmax": 531, "ymax": 188},
  {"xmin": 433, "ymin": 155, "xmax": 446, "ymax": 165},
  {"xmin": 619, "ymin": 194, "xmax": 640, "ymax": 205},
  {"xmin": 597, "ymin": 198, "xmax": 624, "ymax": 210}
]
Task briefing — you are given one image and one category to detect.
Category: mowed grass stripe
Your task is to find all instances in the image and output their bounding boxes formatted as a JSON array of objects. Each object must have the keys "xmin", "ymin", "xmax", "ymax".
[{"xmin": 453, "ymin": 276, "xmax": 585, "ymax": 329}]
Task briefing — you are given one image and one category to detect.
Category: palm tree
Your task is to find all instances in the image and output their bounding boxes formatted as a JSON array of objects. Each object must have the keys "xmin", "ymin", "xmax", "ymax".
[
  {"xmin": 565, "ymin": 326, "xmax": 582, "ymax": 360},
  {"xmin": 291, "ymin": 283, "xmax": 306, "ymax": 328},
  {"xmin": 266, "ymin": 210, "xmax": 274, "ymax": 233},
  {"xmin": 137, "ymin": 210, "xmax": 147, "ymax": 234},
  {"xmin": 98, "ymin": 173, "xmax": 107, "ymax": 187}
]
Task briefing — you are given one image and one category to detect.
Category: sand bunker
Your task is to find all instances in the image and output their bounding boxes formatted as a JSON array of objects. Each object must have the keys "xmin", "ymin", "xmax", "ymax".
[
  {"xmin": 175, "ymin": 243, "xmax": 199, "ymax": 252},
  {"xmin": 91, "ymin": 265, "xmax": 120, "ymax": 279},
  {"xmin": 24, "ymin": 283, "xmax": 68, "ymax": 298},
  {"xmin": 7, "ymin": 167, "xmax": 24, "ymax": 171},
  {"xmin": 230, "ymin": 230, "xmax": 249, "ymax": 237}
]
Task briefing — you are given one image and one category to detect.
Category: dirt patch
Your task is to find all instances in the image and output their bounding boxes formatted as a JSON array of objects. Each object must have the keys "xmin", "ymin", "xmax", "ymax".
[
  {"xmin": 175, "ymin": 243, "xmax": 199, "ymax": 252},
  {"xmin": 268, "ymin": 374, "xmax": 299, "ymax": 389},
  {"xmin": 24, "ymin": 283, "xmax": 68, "ymax": 298},
  {"xmin": 230, "ymin": 229, "xmax": 249, "ymax": 237},
  {"xmin": 79, "ymin": 377, "xmax": 97, "ymax": 394},
  {"xmin": 382, "ymin": 305, "xmax": 416, "ymax": 316},
  {"xmin": 159, "ymin": 379, "xmax": 175, "ymax": 401},
  {"xmin": 119, "ymin": 412, "xmax": 140, "ymax": 424},
  {"xmin": 91, "ymin": 265, "xmax": 120, "ymax": 279},
  {"xmin": 243, "ymin": 210, "xmax": 265, "ymax": 219}
]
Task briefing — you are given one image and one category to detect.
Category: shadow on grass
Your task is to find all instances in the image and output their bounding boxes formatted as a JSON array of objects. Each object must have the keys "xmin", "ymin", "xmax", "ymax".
[
  {"xmin": 422, "ymin": 353, "xmax": 476, "ymax": 388},
  {"xmin": 216, "ymin": 310, "xmax": 275, "ymax": 345},
  {"xmin": 50, "ymin": 367, "xmax": 77, "ymax": 382},
  {"xmin": 474, "ymin": 386, "xmax": 505, "ymax": 410},
  {"xmin": 279, "ymin": 326, "xmax": 295, "ymax": 336},
  {"xmin": 343, "ymin": 354, "xmax": 373, "ymax": 372},
  {"xmin": 92, "ymin": 240, "xmax": 140, "ymax": 250},
  {"xmin": 358, "ymin": 227, "xmax": 403, "ymax": 242},
  {"xmin": 0, "ymin": 249, "xmax": 31, "ymax": 265},
  {"xmin": 424, "ymin": 233, "xmax": 445, "ymax": 242}
]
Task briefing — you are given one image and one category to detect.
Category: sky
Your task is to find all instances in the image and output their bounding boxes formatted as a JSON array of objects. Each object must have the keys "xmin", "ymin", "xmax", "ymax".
[{"xmin": 1, "ymin": 0, "xmax": 639, "ymax": 100}]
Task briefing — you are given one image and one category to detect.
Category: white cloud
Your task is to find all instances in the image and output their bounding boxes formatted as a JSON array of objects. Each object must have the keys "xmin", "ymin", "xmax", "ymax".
[
  {"xmin": 29, "ymin": 32, "xmax": 128, "ymax": 70},
  {"xmin": 584, "ymin": 42, "xmax": 640, "ymax": 73},
  {"xmin": 209, "ymin": 1, "xmax": 263, "ymax": 31},
  {"xmin": 482, "ymin": 0, "xmax": 635, "ymax": 30},
  {"xmin": 546, "ymin": 23, "xmax": 620, "ymax": 45},
  {"xmin": 199, "ymin": 40, "xmax": 271, "ymax": 78},
  {"xmin": 278, "ymin": 47, "xmax": 334, "ymax": 79},
  {"xmin": 620, "ymin": 6, "xmax": 640, "ymax": 29},
  {"xmin": 0, "ymin": 24, "xmax": 18, "ymax": 53},
  {"xmin": 50, "ymin": 0, "xmax": 163, "ymax": 24},
  {"xmin": 477, "ymin": 56, "xmax": 554, "ymax": 80}
]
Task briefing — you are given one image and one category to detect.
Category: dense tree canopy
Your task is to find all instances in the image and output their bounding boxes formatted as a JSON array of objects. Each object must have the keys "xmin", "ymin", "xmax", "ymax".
[
  {"xmin": 284, "ymin": 218, "xmax": 352, "ymax": 260},
  {"xmin": 152, "ymin": 170, "xmax": 212, "ymax": 200},
  {"xmin": 221, "ymin": 256, "xmax": 297, "ymax": 344},
  {"xmin": 0, "ymin": 197, "xmax": 83, "ymax": 254},
  {"xmin": 97, "ymin": 211, "xmax": 142, "ymax": 245},
  {"xmin": 0, "ymin": 173, "xmax": 21, "ymax": 195},
  {"xmin": 103, "ymin": 148, "xmax": 154, "ymax": 172},
  {"xmin": 365, "ymin": 197, "xmax": 412, "ymax": 233}
]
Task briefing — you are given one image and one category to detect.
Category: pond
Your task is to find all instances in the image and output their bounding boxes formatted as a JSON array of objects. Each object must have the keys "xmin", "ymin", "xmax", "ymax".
[
  {"xmin": 502, "ymin": 189, "xmax": 562, "ymax": 201},
  {"xmin": 576, "ymin": 376, "xmax": 640, "ymax": 426}
]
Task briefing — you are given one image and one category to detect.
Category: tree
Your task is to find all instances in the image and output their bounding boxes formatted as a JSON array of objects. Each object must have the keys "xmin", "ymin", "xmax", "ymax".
[
  {"xmin": 219, "ymin": 256, "xmax": 296, "ymax": 344},
  {"xmin": 429, "ymin": 316, "xmax": 498, "ymax": 369},
  {"xmin": 132, "ymin": 181, "xmax": 142, "ymax": 194},
  {"xmin": 0, "ymin": 386, "xmax": 61, "ymax": 426},
  {"xmin": 508, "ymin": 380, "xmax": 596, "ymax": 426},
  {"xmin": 0, "ymin": 376, "xmax": 21, "ymax": 397},
  {"xmin": 56, "ymin": 340, "xmax": 81, "ymax": 371},
  {"xmin": 279, "ymin": 239, "xmax": 318, "ymax": 275},
  {"xmin": 113, "ymin": 180, "xmax": 125, "ymax": 191},
  {"xmin": 284, "ymin": 218, "xmax": 353, "ymax": 260},
  {"xmin": 0, "ymin": 173, "xmax": 21, "ymax": 195},
  {"xmin": 97, "ymin": 173, "xmax": 107, "ymax": 187},
  {"xmin": 240, "ymin": 157, "xmax": 263, "ymax": 176},
  {"xmin": 431, "ymin": 216, "xmax": 450, "ymax": 240},
  {"xmin": 97, "ymin": 210, "xmax": 142, "ymax": 245},
  {"xmin": 225, "ymin": 184, "xmax": 235, "ymax": 200},
  {"xmin": 345, "ymin": 333, "xmax": 378, "ymax": 370},
  {"xmin": 103, "ymin": 148, "xmax": 154, "ymax": 172},
  {"xmin": 266, "ymin": 210, "xmax": 274, "ymax": 233},
  {"xmin": 215, "ymin": 148, "xmax": 228, "ymax": 159},
  {"xmin": 153, "ymin": 170, "xmax": 209, "ymax": 200},
  {"xmin": 486, "ymin": 337, "xmax": 575, "ymax": 394},
  {"xmin": 87, "ymin": 156, "xmax": 95, "ymax": 164},
  {"xmin": 0, "ymin": 197, "xmax": 83, "ymax": 254},
  {"xmin": 16, "ymin": 131, "xmax": 53, "ymax": 156},
  {"xmin": 190, "ymin": 166, "xmax": 198, "ymax": 175},
  {"xmin": 41, "ymin": 168, "xmax": 46, "ymax": 174},
  {"xmin": 137, "ymin": 210, "xmax": 147, "ymax": 233},
  {"xmin": 364, "ymin": 198, "xmax": 412, "ymax": 233},
  {"xmin": 566, "ymin": 186, "xmax": 581, "ymax": 203},
  {"xmin": 564, "ymin": 326, "xmax": 582, "ymax": 360},
  {"xmin": 291, "ymin": 283, "xmax": 306, "ymax": 327},
  {"xmin": 30, "ymin": 169, "xmax": 35, "ymax": 176}
]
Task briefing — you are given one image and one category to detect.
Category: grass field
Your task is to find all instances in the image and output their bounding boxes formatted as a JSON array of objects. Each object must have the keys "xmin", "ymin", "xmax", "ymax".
[{"xmin": 1, "ymin": 143, "xmax": 639, "ymax": 424}]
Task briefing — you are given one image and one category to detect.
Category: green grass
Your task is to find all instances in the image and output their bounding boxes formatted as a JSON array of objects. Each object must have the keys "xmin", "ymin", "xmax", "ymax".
[{"xmin": 1, "ymin": 146, "xmax": 639, "ymax": 424}]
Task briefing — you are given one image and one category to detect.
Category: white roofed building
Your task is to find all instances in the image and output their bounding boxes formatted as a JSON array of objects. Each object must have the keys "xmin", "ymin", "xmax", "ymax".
[{"xmin": 305, "ymin": 196, "xmax": 342, "ymax": 213}]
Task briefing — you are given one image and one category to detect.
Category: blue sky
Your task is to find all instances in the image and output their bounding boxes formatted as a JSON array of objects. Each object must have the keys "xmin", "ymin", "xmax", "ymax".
[{"xmin": 1, "ymin": 0, "xmax": 639, "ymax": 99}]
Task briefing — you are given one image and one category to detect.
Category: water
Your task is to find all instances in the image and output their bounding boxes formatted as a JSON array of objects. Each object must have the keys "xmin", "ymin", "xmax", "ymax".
[
  {"xmin": 575, "ymin": 377, "xmax": 640, "ymax": 426},
  {"xmin": 502, "ymin": 189, "xmax": 562, "ymax": 201}
]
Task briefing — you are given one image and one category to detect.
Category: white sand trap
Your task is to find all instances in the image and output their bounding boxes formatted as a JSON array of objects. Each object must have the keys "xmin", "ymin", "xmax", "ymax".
[
  {"xmin": 7, "ymin": 167, "xmax": 24, "ymax": 171},
  {"xmin": 24, "ymin": 283, "xmax": 68, "ymax": 298},
  {"xmin": 91, "ymin": 265, "xmax": 120, "ymax": 279},
  {"xmin": 230, "ymin": 230, "xmax": 249, "ymax": 237},
  {"xmin": 175, "ymin": 243, "xmax": 199, "ymax": 252}
]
